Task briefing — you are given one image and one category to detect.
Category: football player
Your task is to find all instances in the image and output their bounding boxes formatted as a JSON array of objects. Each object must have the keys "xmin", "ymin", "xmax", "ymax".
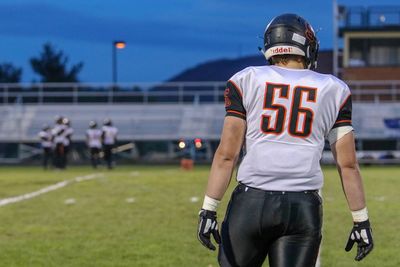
[
  {"xmin": 197, "ymin": 14, "xmax": 373, "ymax": 267},
  {"xmin": 86, "ymin": 121, "xmax": 102, "ymax": 169},
  {"xmin": 62, "ymin": 117, "xmax": 74, "ymax": 169},
  {"xmin": 51, "ymin": 115, "xmax": 67, "ymax": 169},
  {"xmin": 101, "ymin": 118, "xmax": 118, "ymax": 169},
  {"xmin": 38, "ymin": 124, "xmax": 53, "ymax": 169}
]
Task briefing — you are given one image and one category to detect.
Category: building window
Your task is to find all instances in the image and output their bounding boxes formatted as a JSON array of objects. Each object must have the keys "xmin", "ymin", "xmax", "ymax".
[{"xmin": 349, "ymin": 38, "xmax": 400, "ymax": 66}]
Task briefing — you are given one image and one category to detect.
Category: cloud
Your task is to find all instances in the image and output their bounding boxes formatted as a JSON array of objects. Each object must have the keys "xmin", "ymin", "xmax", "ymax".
[{"xmin": 0, "ymin": 3, "xmax": 252, "ymax": 52}]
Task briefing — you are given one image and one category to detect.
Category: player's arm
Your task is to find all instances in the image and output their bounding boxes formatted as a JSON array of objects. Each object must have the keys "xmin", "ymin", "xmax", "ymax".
[
  {"xmin": 67, "ymin": 129, "xmax": 73, "ymax": 140},
  {"xmin": 101, "ymin": 130, "xmax": 106, "ymax": 144},
  {"xmin": 331, "ymin": 131, "xmax": 366, "ymax": 212},
  {"xmin": 329, "ymin": 93, "xmax": 373, "ymax": 261},
  {"xmin": 205, "ymin": 80, "xmax": 246, "ymax": 200},
  {"xmin": 50, "ymin": 129, "xmax": 56, "ymax": 141},
  {"xmin": 331, "ymin": 131, "xmax": 373, "ymax": 261},
  {"xmin": 206, "ymin": 116, "xmax": 246, "ymax": 201},
  {"xmin": 198, "ymin": 116, "xmax": 246, "ymax": 251},
  {"xmin": 39, "ymin": 133, "xmax": 47, "ymax": 141},
  {"xmin": 85, "ymin": 133, "xmax": 90, "ymax": 146},
  {"xmin": 198, "ymin": 80, "xmax": 246, "ymax": 251}
]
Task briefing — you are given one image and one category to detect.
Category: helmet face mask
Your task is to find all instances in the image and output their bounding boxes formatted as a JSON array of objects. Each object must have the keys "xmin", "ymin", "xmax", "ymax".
[{"xmin": 261, "ymin": 13, "xmax": 319, "ymax": 70}]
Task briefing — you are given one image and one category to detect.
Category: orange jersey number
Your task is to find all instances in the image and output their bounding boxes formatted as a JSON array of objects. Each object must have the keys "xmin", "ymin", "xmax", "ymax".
[{"xmin": 261, "ymin": 82, "xmax": 317, "ymax": 138}]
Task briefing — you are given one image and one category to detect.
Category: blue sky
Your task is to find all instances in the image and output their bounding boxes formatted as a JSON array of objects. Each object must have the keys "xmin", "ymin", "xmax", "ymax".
[{"xmin": 0, "ymin": 0, "xmax": 398, "ymax": 83}]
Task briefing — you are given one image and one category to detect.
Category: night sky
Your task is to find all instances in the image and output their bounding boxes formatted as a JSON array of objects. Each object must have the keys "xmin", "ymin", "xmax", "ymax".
[{"xmin": 0, "ymin": 0, "xmax": 398, "ymax": 83}]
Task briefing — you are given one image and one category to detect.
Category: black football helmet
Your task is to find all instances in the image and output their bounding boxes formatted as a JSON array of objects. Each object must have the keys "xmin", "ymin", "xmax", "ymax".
[
  {"xmin": 62, "ymin": 117, "xmax": 70, "ymax": 126},
  {"xmin": 89, "ymin": 120, "xmax": 97, "ymax": 129},
  {"xmin": 55, "ymin": 115, "xmax": 64, "ymax": 124},
  {"xmin": 103, "ymin": 118, "xmax": 112, "ymax": 126},
  {"xmin": 260, "ymin": 13, "xmax": 319, "ymax": 70}
]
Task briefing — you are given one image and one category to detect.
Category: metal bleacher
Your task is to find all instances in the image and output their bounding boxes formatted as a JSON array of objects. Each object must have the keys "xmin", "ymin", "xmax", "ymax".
[
  {"xmin": 0, "ymin": 80, "xmax": 399, "ymax": 143},
  {"xmin": 0, "ymin": 81, "xmax": 399, "ymax": 164},
  {"xmin": 0, "ymin": 104, "xmax": 225, "ymax": 142}
]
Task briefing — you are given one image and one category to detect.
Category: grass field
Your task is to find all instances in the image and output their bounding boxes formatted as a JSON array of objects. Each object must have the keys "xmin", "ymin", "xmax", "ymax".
[{"xmin": 0, "ymin": 165, "xmax": 399, "ymax": 267}]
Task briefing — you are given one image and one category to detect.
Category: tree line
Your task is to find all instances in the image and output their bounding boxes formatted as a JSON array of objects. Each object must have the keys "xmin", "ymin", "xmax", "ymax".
[{"xmin": 0, "ymin": 43, "xmax": 83, "ymax": 83}]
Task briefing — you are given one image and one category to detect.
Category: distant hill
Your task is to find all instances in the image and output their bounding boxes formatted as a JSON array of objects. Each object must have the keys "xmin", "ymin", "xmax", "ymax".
[{"xmin": 169, "ymin": 50, "xmax": 333, "ymax": 82}]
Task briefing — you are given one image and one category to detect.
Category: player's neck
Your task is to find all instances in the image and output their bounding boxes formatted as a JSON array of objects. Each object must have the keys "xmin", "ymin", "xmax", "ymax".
[{"xmin": 274, "ymin": 61, "xmax": 305, "ymax": 70}]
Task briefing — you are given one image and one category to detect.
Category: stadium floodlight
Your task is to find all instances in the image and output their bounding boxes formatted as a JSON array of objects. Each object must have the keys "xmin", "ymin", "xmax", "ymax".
[
  {"xmin": 114, "ymin": 41, "xmax": 126, "ymax": 49},
  {"xmin": 178, "ymin": 140, "xmax": 186, "ymax": 149},
  {"xmin": 112, "ymin": 40, "xmax": 126, "ymax": 85}
]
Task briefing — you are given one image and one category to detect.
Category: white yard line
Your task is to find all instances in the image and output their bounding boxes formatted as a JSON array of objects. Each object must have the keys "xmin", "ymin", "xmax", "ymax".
[{"xmin": 0, "ymin": 173, "xmax": 103, "ymax": 207}]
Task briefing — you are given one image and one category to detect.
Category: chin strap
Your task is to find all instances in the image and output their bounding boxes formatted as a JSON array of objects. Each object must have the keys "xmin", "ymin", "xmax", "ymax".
[
  {"xmin": 258, "ymin": 46, "xmax": 272, "ymax": 65},
  {"xmin": 258, "ymin": 46, "xmax": 266, "ymax": 57}
]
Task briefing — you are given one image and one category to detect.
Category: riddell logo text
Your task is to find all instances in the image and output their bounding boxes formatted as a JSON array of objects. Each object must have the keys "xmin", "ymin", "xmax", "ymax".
[{"xmin": 272, "ymin": 47, "xmax": 293, "ymax": 54}]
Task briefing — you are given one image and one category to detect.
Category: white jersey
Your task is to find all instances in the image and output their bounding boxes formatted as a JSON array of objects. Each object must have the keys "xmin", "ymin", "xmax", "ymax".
[
  {"xmin": 63, "ymin": 127, "xmax": 74, "ymax": 146},
  {"xmin": 52, "ymin": 124, "xmax": 67, "ymax": 145},
  {"xmin": 224, "ymin": 65, "xmax": 352, "ymax": 191},
  {"xmin": 102, "ymin": 126, "xmax": 118, "ymax": 145},
  {"xmin": 86, "ymin": 129, "xmax": 103, "ymax": 148},
  {"xmin": 38, "ymin": 130, "xmax": 52, "ymax": 148}
]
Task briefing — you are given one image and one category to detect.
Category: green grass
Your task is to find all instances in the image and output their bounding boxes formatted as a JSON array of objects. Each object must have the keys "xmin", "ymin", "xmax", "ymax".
[{"xmin": 0, "ymin": 165, "xmax": 399, "ymax": 267}]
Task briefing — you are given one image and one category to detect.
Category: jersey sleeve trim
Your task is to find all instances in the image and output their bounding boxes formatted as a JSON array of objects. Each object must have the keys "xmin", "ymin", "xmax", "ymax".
[
  {"xmin": 332, "ymin": 93, "xmax": 352, "ymax": 129},
  {"xmin": 335, "ymin": 119, "xmax": 351, "ymax": 124},
  {"xmin": 339, "ymin": 94, "xmax": 351, "ymax": 110},
  {"xmin": 225, "ymin": 80, "xmax": 246, "ymax": 120},
  {"xmin": 228, "ymin": 79, "xmax": 243, "ymax": 98},
  {"xmin": 226, "ymin": 110, "xmax": 246, "ymax": 120}
]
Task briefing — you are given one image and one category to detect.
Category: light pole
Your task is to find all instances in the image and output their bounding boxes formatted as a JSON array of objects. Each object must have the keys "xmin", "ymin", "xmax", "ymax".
[{"xmin": 112, "ymin": 40, "xmax": 126, "ymax": 85}]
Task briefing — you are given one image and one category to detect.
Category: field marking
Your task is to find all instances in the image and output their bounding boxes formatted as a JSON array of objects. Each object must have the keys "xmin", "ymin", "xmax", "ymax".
[
  {"xmin": 0, "ymin": 173, "xmax": 103, "ymax": 207},
  {"xmin": 374, "ymin": 196, "xmax": 386, "ymax": 201},
  {"xmin": 129, "ymin": 171, "xmax": 140, "ymax": 177},
  {"xmin": 64, "ymin": 198, "xmax": 77, "ymax": 205},
  {"xmin": 190, "ymin": 196, "xmax": 199, "ymax": 203},
  {"xmin": 125, "ymin": 197, "xmax": 135, "ymax": 203}
]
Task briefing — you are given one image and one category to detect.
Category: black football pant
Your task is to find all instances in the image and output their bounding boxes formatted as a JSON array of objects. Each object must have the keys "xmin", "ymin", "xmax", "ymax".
[
  {"xmin": 90, "ymin": 147, "xmax": 100, "ymax": 169},
  {"xmin": 103, "ymin": 144, "xmax": 113, "ymax": 169},
  {"xmin": 218, "ymin": 183, "xmax": 322, "ymax": 267},
  {"xmin": 62, "ymin": 145, "xmax": 70, "ymax": 169},
  {"xmin": 53, "ymin": 143, "xmax": 65, "ymax": 169},
  {"xmin": 42, "ymin": 147, "xmax": 52, "ymax": 169}
]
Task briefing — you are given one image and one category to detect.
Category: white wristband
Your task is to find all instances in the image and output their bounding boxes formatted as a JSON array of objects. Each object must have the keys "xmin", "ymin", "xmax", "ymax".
[
  {"xmin": 202, "ymin": 195, "xmax": 220, "ymax": 212},
  {"xmin": 351, "ymin": 207, "xmax": 369, "ymax": 222}
]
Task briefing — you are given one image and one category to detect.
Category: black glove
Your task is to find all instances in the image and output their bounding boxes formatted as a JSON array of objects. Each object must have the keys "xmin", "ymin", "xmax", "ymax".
[
  {"xmin": 345, "ymin": 219, "xmax": 374, "ymax": 261},
  {"xmin": 197, "ymin": 209, "xmax": 221, "ymax": 250}
]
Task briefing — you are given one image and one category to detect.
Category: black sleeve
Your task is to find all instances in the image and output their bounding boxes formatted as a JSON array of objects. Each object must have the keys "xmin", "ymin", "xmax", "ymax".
[
  {"xmin": 224, "ymin": 80, "xmax": 246, "ymax": 120},
  {"xmin": 332, "ymin": 94, "xmax": 352, "ymax": 129}
]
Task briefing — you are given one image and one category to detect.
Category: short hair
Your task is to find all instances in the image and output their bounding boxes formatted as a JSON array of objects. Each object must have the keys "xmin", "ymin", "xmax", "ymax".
[{"xmin": 269, "ymin": 54, "xmax": 306, "ymax": 68}]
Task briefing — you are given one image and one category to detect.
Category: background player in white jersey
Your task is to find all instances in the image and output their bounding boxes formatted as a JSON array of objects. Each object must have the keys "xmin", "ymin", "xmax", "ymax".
[
  {"xmin": 62, "ymin": 117, "xmax": 73, "ymax": 169},
  {"xmin": 86, "ymin": 121, "xmax": 102, "ymax": 169},
  {"xmin": 101, "ymin": 118, "xmax": 118, "ymax": 169},
  {"xmin": 52, "ymin": 115, "xmax": 67, "ymax": 169},
  {"xmin": 197, "ymin": 14, "xmax": 374, "ymax": 267},
  {"xmin": 38, "ymin": 124, "xmax": 53, "ymax": 169}
]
